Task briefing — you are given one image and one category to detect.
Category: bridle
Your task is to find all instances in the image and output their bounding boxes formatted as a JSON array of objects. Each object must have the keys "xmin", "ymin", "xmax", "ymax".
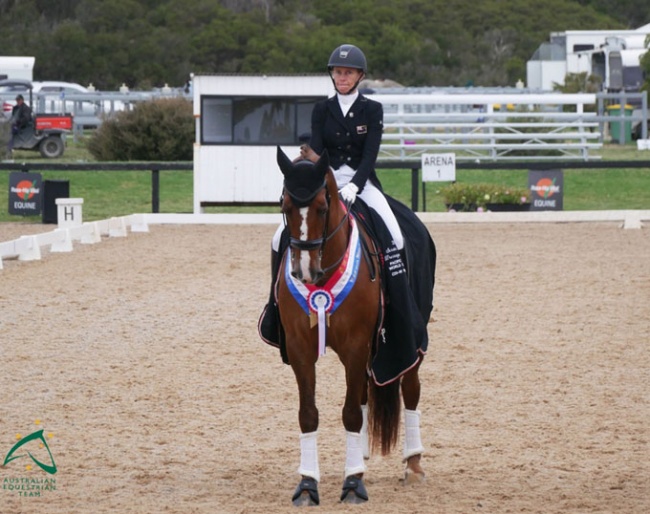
[{"xmin": 284, "ymin": 180, "xmax": 351, "ymax": 278}]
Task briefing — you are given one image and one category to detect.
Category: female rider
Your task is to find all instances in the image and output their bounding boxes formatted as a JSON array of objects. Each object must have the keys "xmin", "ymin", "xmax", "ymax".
[{"xmin": 259, "ymin": 44, "xmax": 426, "ymax": 367}]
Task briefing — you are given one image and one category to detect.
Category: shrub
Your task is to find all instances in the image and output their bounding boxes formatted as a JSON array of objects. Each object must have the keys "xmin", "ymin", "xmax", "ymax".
[{"xmin": 87, "ymin": 98, "xmax": 193, "ymax": 161}]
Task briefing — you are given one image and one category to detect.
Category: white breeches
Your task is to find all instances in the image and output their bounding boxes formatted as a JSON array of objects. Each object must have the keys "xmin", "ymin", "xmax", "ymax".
[
  {"xmin": 335, "ymin": 165, "xmax": 403, "ymax": 250},
  {"xmin": 272, "ymin": 223, "xmax": 284, "ymax": 252}
]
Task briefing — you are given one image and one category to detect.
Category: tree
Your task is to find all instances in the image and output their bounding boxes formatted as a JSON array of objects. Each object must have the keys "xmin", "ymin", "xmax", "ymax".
[{"xmin": 0, "ymin": 0, "xmax": 630, "ymax": 89}]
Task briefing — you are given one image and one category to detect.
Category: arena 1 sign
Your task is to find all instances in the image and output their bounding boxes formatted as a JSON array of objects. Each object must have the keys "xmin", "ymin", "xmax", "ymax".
[
  {"xmin": 528, "ymin": 169, "xmax": 563, "ymax": 210},
  {"xmin": 8, "ymin": 172, "xmax": 42, "ymax": 216}
]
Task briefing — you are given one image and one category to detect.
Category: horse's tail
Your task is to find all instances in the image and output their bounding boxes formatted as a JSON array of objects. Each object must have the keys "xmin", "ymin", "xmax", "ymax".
[{"xmin": 367, "ymin": 379, "xmax": 401, "ymax": 456}]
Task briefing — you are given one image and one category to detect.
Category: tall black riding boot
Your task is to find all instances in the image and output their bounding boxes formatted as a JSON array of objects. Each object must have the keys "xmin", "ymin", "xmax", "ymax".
[{"xmin": 258, "ymin": 250, "xmax": 282, "ymax": 346}]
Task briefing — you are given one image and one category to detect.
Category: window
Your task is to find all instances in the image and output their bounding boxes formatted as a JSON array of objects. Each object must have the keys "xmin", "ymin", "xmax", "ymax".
[{"xmin": 201, "ymin": 96, "xmax": 324, "ymax": 145}]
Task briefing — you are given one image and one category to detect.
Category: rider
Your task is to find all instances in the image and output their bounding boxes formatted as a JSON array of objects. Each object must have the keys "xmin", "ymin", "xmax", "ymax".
[
  {"xmin": 259, "ymin": 44, "xmax": 427, "ymax": 364},
  {"xmin": 304, "ymin": 44, "xmax": 403, "ymax": 252}
]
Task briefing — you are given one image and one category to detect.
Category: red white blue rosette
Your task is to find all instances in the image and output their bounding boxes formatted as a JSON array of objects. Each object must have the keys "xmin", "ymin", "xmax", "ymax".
[
  {"xmin": 308, "ymin": 290, "xmax": 333, "ymax": 356},
  {"xmin": 308, "ymin": 290, "xmax": 333, "ymax": 314}
]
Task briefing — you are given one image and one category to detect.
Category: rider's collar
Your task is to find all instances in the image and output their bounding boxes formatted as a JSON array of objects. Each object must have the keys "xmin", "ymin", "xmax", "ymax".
[
  {"xmin": 337, "ymin": 91, "xmax": 359, "ymax": 116},
  {"xmin": 337, "ymin": 90, "xmax": 359, "ymax": 104}
]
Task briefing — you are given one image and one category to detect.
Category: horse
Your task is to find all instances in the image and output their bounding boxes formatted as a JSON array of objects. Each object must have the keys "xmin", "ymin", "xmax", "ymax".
[{"xmin": 274, "ymin": 146, "xmax": 429, "ymax": 506}]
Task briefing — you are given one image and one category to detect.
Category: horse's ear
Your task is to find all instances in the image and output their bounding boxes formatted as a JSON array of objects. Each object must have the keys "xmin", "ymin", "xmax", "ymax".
[
  {"xmin": 315, "ymin": 149, "xmax": 330, "ymax": 175},
  {"xmin": 276, "ymin": 146, "xmax": 293, "ymax": 176}
]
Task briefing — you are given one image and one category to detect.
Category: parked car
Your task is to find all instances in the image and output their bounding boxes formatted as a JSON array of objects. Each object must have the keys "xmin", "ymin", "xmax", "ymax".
[
  {"xmin": 1, "ymin": 82, "xmax": 28, "ymax": 119},
  {"xmin": 2, "ymin": 99, "xmax": 12, "ymax": 118},
  {"xmin": 1, "ymin": 80, "xmax": 127, "ymax": 119}
]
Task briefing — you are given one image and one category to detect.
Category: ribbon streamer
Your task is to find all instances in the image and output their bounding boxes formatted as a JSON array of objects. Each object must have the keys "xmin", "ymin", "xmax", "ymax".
[{"xmin": 318, "ymin": 303, "xmax": 326, "ymax": 356}]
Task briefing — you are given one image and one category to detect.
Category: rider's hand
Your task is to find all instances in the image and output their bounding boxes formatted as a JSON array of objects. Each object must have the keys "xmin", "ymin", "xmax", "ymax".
[
  {"xmin": 300, "ymin": 144, "xmax": 320, "ymax": 163},
  {"xmin": 339, "ymin": 182, "xmax": 359, "ymax": 205}
]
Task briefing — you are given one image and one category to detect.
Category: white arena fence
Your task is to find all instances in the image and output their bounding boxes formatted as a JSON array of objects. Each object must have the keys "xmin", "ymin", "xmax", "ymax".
[
  {"xmin": 1, "ymin": 210, "xmax": 648, "ymax": 271},
  {"xmin": 0, "ymin": 214, "xmax": 148, "ymax": 269}
]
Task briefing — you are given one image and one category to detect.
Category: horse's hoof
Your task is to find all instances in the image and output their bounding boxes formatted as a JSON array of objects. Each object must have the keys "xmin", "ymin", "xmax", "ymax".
[
  {"xmin": 340, "ymin": 475, "xmax": 368, "ymax": 503},
  {"xmin": 292, "ymin": 477, "xmax": 319, "ymax": 506},
  {"xmin": 402, "ymin": 468, "xmax": 426, "ymax": 486}
]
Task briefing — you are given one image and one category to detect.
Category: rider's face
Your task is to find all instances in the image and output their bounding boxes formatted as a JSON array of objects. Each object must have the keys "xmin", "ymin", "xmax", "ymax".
[{"xmin": 331, "ymin": 67, "xmax": 364, "ymax": 94}]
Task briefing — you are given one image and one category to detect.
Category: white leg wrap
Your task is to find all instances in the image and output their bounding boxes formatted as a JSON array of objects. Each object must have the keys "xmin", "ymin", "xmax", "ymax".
[
  {"xmin": 403, "ymin": 409, "xmax": 425, "ymax": 461},
  {"xmin": 360, "ymin": 404, "xmax": 370, "ymax": 459},
  {"xmin": 298, "ymin": 431, "xmax": 320, "ymax": 482},
  {"xmin": 344, "ymin": 431, "xmax": 367, "ymax": 478}
]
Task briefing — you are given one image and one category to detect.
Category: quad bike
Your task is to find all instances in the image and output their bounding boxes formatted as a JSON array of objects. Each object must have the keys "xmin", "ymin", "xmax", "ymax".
[
  {"xmin": 1, "ymin": 78, "xmax": 72, "ymax": 158},
  {"xmin": 10, "ymin": 116, "xmax": 69, "ymax": 158}
]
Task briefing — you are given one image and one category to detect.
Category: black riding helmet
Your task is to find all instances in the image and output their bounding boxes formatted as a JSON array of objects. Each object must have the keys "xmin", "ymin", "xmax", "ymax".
[
  {"xmin": 328, "ymin": 44, "xmax": 367, "ymax": 95},
  {"xmin": 328, "ymin": 44, "xmax": 367, "ymax": 73}
]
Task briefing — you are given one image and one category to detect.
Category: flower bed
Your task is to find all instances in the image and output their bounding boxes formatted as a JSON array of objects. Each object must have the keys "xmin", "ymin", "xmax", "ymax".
[{"xmin": 440, "ymin": 183, "xmax": 530, "ymax": 212}]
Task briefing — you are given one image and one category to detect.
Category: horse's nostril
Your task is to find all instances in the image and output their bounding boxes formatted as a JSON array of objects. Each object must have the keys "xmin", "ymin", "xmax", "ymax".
[{"xmin": 312, "ymin": 270, "xmax": 324, "ymax": 283}]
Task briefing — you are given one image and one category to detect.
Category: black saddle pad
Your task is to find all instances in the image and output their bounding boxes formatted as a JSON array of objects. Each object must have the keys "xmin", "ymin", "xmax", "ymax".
[{"xmin": 351, "ymin": 195, "xmax": 436, "ymax": 384}]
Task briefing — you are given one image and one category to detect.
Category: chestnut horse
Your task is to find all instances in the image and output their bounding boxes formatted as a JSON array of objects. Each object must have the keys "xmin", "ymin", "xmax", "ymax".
[{"xmin": 275, "ymin": 147, "xmax": 426, "ymax": 506}]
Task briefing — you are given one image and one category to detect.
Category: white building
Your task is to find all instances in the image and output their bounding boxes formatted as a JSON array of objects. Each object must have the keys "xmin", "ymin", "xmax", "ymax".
[
  {"xmin": 192, "ymin": 74, "xmax": 333, "ymax": 211},
  {"xmin": 527, "ymin": 24, "xmax": 650, "ymax": 91}
]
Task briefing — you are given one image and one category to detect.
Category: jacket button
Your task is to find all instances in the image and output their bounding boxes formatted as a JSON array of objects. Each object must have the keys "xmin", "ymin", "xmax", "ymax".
[{"xmin": 347, "ymin": 156, "xmax": 352, "ymax": 161}]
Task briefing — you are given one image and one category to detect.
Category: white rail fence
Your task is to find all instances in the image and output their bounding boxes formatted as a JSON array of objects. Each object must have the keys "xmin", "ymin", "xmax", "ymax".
[{"xmin": 370, "ymin": 93, "xmax": 601, "ymax": 161}]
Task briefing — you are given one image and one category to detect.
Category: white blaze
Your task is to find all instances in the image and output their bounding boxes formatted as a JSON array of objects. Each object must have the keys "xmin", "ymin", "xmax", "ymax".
[{"xmin": 299, "ymin": 207, "xmax": 311, "ymax": 279}]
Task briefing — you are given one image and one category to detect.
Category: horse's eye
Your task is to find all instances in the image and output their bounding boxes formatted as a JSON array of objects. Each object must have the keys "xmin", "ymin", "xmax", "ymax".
[{"xmin": 318, "ymin": 207, "xmax": 328, "ymax": 217}]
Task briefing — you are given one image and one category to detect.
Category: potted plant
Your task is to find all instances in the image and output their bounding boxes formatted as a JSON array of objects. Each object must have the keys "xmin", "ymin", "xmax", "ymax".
[{"xmin": 439, "ymin": 183, "xmax": 531, "ymax": 211}]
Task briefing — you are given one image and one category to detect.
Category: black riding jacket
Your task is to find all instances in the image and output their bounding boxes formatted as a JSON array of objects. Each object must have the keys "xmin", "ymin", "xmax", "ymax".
[{"xmin": 309, "ymin": 94, "xmax": 384, "ymax": 193}]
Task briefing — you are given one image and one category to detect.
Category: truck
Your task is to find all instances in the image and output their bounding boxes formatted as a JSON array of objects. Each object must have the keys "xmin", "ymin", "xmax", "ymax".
[
  {"xmin": 527, "ymin": 24, "xmax": 650, "ymax": 92},
  {"xmin": 0, "ymin": 56, "xmax": 35, "ymax": 81}
]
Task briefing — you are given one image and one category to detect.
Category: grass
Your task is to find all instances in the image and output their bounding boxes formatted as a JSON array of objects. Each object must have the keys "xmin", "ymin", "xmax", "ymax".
[
  {"xmin": 378, "ymin": 144, "xmax": 650, "ymax": 211},
  {"xmin": 1, "ymin": 138, "xmax": 649, "ymax": 223}
]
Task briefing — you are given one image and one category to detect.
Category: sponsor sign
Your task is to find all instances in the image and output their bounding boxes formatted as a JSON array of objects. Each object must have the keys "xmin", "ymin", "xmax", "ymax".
[
  {"xmin": 8, "ymin": 172, "xmax": 42, "ymax": 216},
  {"xmin": 528, "ymin": 169, "xmax": 563, "ymax": 211}
]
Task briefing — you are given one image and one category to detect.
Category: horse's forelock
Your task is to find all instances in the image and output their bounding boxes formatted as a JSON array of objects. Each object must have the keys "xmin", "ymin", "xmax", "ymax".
[{"xmin": 284, "ymin": 160, "xmax": 327, "ymax": 207}]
